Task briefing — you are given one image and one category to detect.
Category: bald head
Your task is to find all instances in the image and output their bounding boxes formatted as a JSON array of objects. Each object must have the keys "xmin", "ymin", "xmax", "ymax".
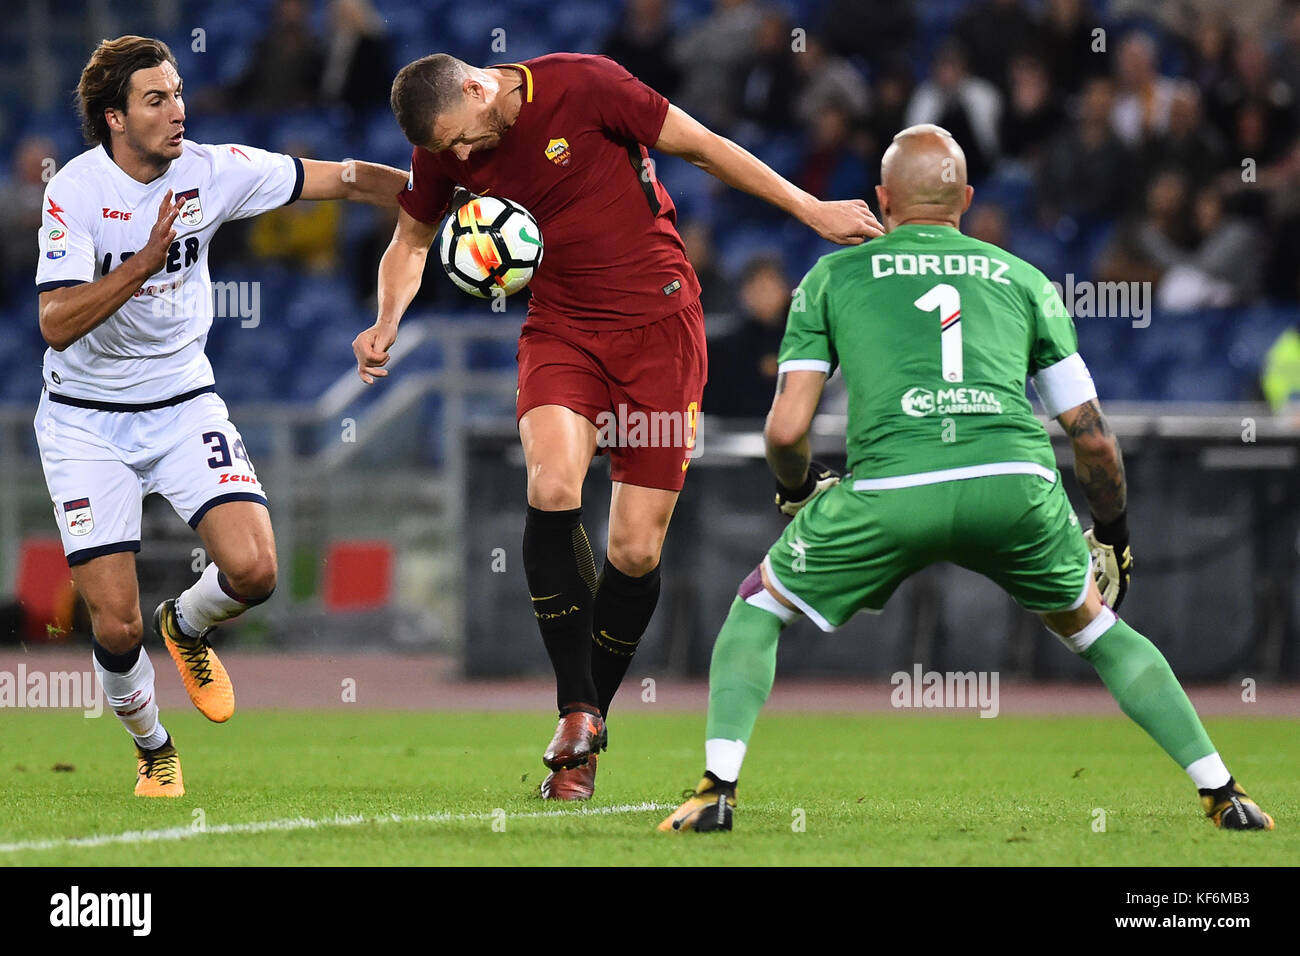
[{"xmin": 876, "ymin": 124, "xmax": 973, "ymax": 229}]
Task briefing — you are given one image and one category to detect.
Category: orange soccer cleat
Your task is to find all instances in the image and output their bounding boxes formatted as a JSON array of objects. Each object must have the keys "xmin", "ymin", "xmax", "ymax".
[
  {"xmin": 134, "ymin": 736, "xmax": 184, "ymax": 797},
  {"xmin": 155, "ymin": 599, "xmax": 235, "ymax": 723}
]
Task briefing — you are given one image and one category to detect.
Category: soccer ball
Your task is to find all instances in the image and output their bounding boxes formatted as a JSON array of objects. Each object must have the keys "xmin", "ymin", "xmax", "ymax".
[{"xmin": 439, "ymin": 195, "xmax": 543, "ymax": 298}]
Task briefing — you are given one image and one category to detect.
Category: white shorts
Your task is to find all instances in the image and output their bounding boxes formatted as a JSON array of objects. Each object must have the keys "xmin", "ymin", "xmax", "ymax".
[{"xmin": 34, "ymin": 387, "xmax": 267, "ymax": 566}]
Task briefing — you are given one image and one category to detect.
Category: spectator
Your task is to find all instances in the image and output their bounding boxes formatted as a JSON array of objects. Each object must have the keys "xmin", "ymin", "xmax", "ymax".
[
  {"xmin": 1138, "ymin": 81, "xmax": 1228, "ymax": 187},
  {"xmin": 1038, "ymin": 78, "xmax": 1134, "ymax": 224},
  {"xmin": 735, "ymin": 10, "xmax": 803, "ymax": 132},
  {"xmin": 965, "ymin": 202, "xmax": 1011, "ymax": 247},
  {"xmin": 1111, "ymin": 31, "xmax": 1180, "ymax": 147},
  {"xmin": 673, "ymin": 0, "xmax": 763, "ymax": 127},
  {"xmin": 704, "ymin": 256, "xmax": 790, "ymax": 419},
  {"xmin": 1206, "ymin": 35, "xmax": 1295, "ymax": 165},
  {"xmin": 797, "ymin": 104, "xmax": 869, "ymax": 202},
  {"xmin": 1274, "ymin": 5, "xmax": 1300, "ymax": 127},
  {"xmin": 864, "ymin": 58, "xmax": 914, "ymax": 166},
  {"xmin": 1095, "ymin": 168, "xmax": 1193, "ymax": 287},
  {"xmin": 1038, "ymin": 0, "xmax": 1106, "ymax": 96},
  {"xmin": 792, "ymin": 35, "xmax": 870, "ymax": 131},
  {"xmin": 1261, "ymin": 322, "xmax": 1300, "ymax": 413},
  {"xmin": 904, "ymin": 40, "xmax": 1002, "ymax": 181},
  {"xmin": 247, "ymin": 143, "xmax": 341, "ymax": 272},
  {"xmin": 320, "ymin": 0, "xmax": 393, "ymax": 116},
  {"xmin": 602, "ymin": 0, "xmax": 680, "ymax": 97},
  {"xmin": 998, "ymin": 54, "xmax": 1067, "ymax": 162},
  {"xmin": 817, "ymin": 0, "xmax": 916, "ymax": 70},
  {"xmin": 1156, "ymin": 185, "xmax": 1265, "ymax": 311},
  {"xmin": 224, "ymin": 0, "xmax": 325, "ymax": 111},
  {"xmin": 953, "ymin": 0, "xmax": 1042, "ymax": 93},
  {"xmin": 1183, "ymin": 10, "xmax": 1235, "ymax": 99},
  {"xmin": 680, "ymin": 222, "xmax": 736, "ymax": 321},
  {"xmin": 0, "ymin": 135, "xmax": 55, "ymax": 295}
]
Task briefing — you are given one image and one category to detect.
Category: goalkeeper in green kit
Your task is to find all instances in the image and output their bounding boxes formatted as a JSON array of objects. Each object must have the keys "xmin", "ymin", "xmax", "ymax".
[{"xmin": 659, "ymin": 125, "xmax": 1274, "ymax": 834}]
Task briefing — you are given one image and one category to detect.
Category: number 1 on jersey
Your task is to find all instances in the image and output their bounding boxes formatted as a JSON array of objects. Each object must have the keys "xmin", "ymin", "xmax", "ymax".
[{"xmin": 913, "ymin": 283, "xmax": 963, "ymax": 383}]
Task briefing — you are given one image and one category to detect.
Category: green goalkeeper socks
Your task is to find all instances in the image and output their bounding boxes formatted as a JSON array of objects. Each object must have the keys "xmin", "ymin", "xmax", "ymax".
[
  {"xmin": 705, "ymin": 597, "xmax": 784, "ymax": 744},
  {"xmin": 1081, "ymin": 617, "xmax": 1216, "ymax": 769}
]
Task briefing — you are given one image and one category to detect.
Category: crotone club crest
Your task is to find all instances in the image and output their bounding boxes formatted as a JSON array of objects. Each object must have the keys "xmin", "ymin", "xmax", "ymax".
[{"xmin": 176, "ymin": 187, "xmax": 202, "ymax": 226}]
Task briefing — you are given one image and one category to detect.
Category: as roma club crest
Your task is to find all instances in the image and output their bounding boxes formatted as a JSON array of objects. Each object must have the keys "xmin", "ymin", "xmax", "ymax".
[
  {"xmin": 545, "ymin": 137, "xmax": 571, "ymax": 167},
  {"xmin": 176, "ymin": 187, "xmax": 203, "ymax": 226},
  {"xmin": 62, "ymin": 497, "xmax": 94, "ymax": 537}
]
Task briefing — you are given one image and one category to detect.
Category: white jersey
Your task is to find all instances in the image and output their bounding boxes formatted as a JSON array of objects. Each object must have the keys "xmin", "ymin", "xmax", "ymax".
[{"xmin": 35, "ymin": 141, "xmax": 302, "ymax": 405}]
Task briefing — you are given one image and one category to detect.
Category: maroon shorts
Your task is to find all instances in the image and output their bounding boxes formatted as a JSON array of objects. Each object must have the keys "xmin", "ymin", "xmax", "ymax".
[{"xmin": 516, "ymin": 298, "xmax": 708, "ymax": 492}]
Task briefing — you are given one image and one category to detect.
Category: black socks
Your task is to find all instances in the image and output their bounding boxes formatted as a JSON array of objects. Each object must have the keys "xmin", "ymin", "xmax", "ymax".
[
  {"xmin": 523, "ymin": 506, "xmax": 599, "ymax": 712},
  {"xmin": 591, "ymin": 558, "xmax": 661, "ymax": 717}
]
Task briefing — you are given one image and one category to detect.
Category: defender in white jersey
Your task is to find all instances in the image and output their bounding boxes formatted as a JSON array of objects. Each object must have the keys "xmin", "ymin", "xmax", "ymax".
[{"xmin": 34, "ymin": 36, "xmax": 407, "ymax": 796}]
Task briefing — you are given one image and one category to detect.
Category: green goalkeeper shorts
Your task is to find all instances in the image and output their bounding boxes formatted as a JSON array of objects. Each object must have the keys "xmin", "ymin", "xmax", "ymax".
[{"xmin": 762, "ymin": 470, "xmax": 1092, "ymax": 631}]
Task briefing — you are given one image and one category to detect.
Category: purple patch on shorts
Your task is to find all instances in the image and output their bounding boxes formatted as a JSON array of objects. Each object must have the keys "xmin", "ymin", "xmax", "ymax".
[{"xmin": 737, "ymin": 566, "xmax": 764, "ymax": 599}]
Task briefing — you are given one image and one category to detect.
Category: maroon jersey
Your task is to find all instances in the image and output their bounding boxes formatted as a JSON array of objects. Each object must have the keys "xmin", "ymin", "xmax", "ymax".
[{"xmin": 400, "ymin": 53, "xmax": 701, "ymax": 329}]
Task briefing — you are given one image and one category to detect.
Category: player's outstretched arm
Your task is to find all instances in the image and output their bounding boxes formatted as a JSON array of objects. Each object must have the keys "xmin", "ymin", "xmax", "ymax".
[
  {"xmin": 298, "ymin": 158, "xmax": 409, "ymax": 207},
  {"xmin": 38, "ymin": 190, "xmax": 182, "ymax": 351},
  {"xmin": 352, "ymin": 207, "xmax": 438, "ymax": 384},
  {"xmin": 653, "ymin": 105, "xmax": 883, "ymax": 244}
]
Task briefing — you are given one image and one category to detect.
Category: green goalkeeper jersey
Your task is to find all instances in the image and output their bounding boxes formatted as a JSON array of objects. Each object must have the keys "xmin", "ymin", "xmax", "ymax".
[{"xmin": 779, "ymin": 224, "xmax": 1095, "ymax": 484}]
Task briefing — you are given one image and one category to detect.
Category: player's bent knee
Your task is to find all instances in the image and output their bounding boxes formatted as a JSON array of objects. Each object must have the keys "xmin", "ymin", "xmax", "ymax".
[
  {"xmin": 606, "ymin": 542, "xmax": 661, "ymax": 578},
  {"xmin": 527, "ymin": 473, "xmax": 583, "ymax": 511},
  {"xmin": 221, "ymin": 554, "xmax": 278, "ymax": 604},
  {"xmin": 90, "ymin": 612, "xmax": 144, "ymax": 653}
]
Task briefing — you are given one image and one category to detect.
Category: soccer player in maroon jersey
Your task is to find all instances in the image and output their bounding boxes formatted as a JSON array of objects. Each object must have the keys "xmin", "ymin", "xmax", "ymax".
[{"xmin": 352, "ymin": 52, "xmax": 881, "ymax": 800}]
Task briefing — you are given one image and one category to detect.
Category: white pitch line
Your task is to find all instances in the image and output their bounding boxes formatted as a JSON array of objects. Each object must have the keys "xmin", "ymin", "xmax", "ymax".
[{"xmin": 0, "ymin": 802, "xmax": 674, "ymax": 855}]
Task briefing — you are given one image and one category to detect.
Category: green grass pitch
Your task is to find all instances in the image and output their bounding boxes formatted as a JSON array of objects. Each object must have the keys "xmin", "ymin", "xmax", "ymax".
[{"xmin": 1, "ymin": 710, "xmax": 1294, "ymax": 866}]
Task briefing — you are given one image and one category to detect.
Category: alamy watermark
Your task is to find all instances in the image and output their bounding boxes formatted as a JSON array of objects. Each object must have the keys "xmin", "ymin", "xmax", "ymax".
[
  {"xmin": 1048, "ymin": 275, "xmax": 1151, "ymax": 329},
  {"xmin": 890, "ymin": 664, "xmax": 999, "ymax": 717},
  {"xmin": 595, "ymin": 402, "xmax": 702, "ymax": 458},
  {"xmin": 149, "ymin": 279, "xmax": 261, "ymax": 327},
  {"xmin": 0, "ymin": 666, "xmax": 101, "ymax": 717}
]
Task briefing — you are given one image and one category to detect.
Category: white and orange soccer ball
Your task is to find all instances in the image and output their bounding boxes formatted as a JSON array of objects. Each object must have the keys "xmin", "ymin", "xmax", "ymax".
[{"xmin": 439, "ymin": 195, "xmax": 543, "ymax": 298}]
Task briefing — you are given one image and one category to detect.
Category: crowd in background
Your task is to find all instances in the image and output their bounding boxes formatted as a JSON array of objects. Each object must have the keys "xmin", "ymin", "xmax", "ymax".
[{"xmin": 2, "ymin": 0, "xmax": 1299, "ymax": 411}]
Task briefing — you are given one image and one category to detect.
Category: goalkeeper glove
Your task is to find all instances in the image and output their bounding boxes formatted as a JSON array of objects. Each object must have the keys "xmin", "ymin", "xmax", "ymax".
[
  {"xmin": 775, "ymin": 461, "xmax": 841, "ymax": 517},
  {"xmin": 1084, "ymin": 512, "xmax": 1132, "ymax": 610}
]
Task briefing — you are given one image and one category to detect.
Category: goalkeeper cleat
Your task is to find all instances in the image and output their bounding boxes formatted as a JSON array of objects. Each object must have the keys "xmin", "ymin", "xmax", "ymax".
[
  {"xmin": 155, "ymin": 599, "xmax": 235, "ymax": 723},
  {"xmin": 540, "ymin": 754, "xmax": 599, "ymax": 800},
  {"xmin": 1200, "ymin": 779, "xmax": 1274, "ymax": 830},
  {"xmin": 542, "ymin": 706, "xmax": 606, "ymax": 771},
  {"xmin": 134, "ymin": 736, "xmax": 184, "ymax": 797},
  {"xmin": 657, "ymin": 774, "xmax": 736, "ymax": 832}
]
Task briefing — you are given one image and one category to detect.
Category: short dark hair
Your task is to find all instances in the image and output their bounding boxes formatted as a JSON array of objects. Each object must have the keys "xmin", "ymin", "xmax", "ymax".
[
  {"xmin": 77, "ymin": 35, "xmax": 179, "ymax": 146},
  {"xmin": 390, "ymin": 53, "xmax": 470, "ymax": 148}
]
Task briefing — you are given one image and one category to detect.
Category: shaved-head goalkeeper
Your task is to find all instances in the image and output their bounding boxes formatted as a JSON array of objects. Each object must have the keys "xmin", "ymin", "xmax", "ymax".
[{"xmin": 659, "ymin": 125, "xmax": 1275, "ymax": 834}]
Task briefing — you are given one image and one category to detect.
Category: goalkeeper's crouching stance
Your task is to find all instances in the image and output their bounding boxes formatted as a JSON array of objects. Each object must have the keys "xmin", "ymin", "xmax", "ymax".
[
  {"xmin": 660, "ymin": 397, "xmax": 1273, "ymax": 833},
  {"xmin": 659, "ymin": 125, "xmax": 1273, "ymax": 834}
]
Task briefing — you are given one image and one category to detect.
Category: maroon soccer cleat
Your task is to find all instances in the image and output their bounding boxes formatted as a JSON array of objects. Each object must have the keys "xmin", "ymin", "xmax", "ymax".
[
  {"xmin": 540, "ymin": 754, "xmax": 599, "ymax": 801},
  {"xmin": 542, "ymin": 706, "xmax": 607, "ymax": 771}
]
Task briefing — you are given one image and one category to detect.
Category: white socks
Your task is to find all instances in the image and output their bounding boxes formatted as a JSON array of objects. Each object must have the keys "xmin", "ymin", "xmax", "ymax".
[
  {"xmin": 93, "ymin": 648, "xmax": 168, "ymax": 751},
  {"xmin": 1186, "ymin": 752, "xmax": 1232, "ymax": 790},
  {"xmin": 705, "ymin": 738, "xmax": 747, "ymax": 783},
  {"xmin": 176, "ymin": 561, "xmax": 248, "ymax": 637}
]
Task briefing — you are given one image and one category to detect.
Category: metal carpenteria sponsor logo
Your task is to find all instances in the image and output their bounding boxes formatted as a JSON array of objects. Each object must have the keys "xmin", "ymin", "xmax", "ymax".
[
  {"xmin": 50, "ymin": 886, "xmax": 151, "ymax": 936},
  {"xmin": 901, "ymin": 385, "xmax": 1002, "ymax": 417}
]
